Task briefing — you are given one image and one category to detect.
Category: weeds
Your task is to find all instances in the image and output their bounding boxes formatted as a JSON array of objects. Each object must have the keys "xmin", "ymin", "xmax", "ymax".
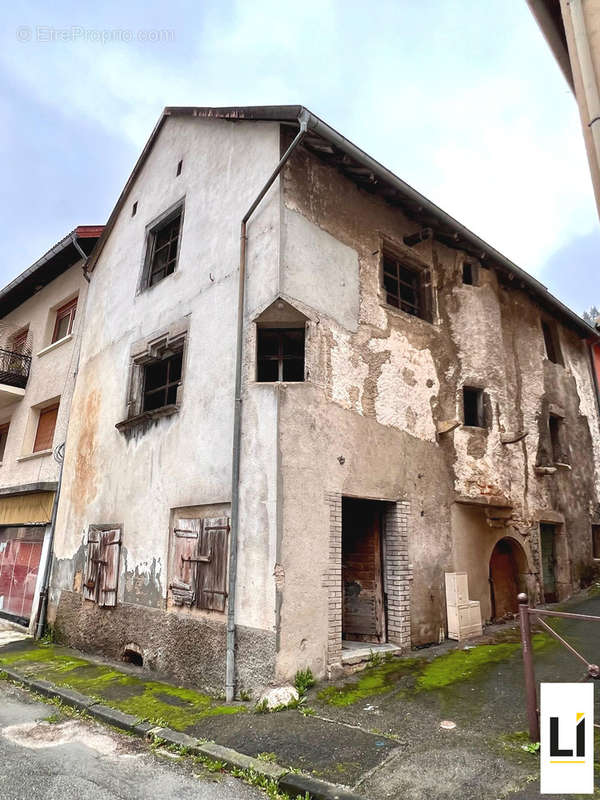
[{"xmin": 294, "ymin": 668, "xmax": 315, "ymax": 696}]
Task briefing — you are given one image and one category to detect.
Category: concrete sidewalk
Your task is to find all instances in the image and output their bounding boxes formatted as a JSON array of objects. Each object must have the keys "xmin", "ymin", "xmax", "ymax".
[{"xmin": 2, "ymin": 587, "xmax": 600, "ymax": 799}]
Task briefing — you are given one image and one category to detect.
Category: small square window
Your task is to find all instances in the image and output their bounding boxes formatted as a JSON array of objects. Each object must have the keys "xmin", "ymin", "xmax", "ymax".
[
  {"xmin": 142, "ymin": 351, "xmax": 183, "ymax": 412},
  {"xmin": 463, "ymin": 386, "xmax": 486, "ymax": 428},
  {"xmin": 52, "ymin": 298, "xmax": 77, "ymax": 343},
  {"xmin": 257, "ymin": 328, "xmax": 305, "ymax": 382},
  {"xmin": 0, "ymin": 423, "xmax": 9, "ymax": 461},
  {"xmin": 542, "ymin": 320, "xmax": 563, "ymax": 365},
  {"xmin": 144, "ymin": 208, "xmax": 183, "ymax": 289},
  {"xmin": 382, "ymin": 254, "xmax": 431, "ymax": 321}
]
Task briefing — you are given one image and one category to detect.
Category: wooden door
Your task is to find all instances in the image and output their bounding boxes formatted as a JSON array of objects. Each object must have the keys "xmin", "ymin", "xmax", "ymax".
[
  {"xmin": 489, "ymin": 539, "xmax": 519, "ymax": 618},
  {"xmin": 342, "ymin": 500, "xmax": 385, "ymax": 643}
]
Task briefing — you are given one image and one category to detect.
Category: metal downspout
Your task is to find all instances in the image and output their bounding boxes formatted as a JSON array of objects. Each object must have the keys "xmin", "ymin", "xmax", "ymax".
[
  {"xmin": 225, "ymin": 109, "xmax": 309, "ymax": 702},
  {"xmin": 34, "ymin": 443, "xmax": 64, "ymax": 639}
]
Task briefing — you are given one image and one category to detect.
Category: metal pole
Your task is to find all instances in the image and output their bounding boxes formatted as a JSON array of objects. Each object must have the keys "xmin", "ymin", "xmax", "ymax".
[
  {"xmin": 518, "ymin": 592, "xmax": 539, "ymax": 741},
  {"xmin": 225, "ymin": 111, "xmax": 309, "ymax": 702}
]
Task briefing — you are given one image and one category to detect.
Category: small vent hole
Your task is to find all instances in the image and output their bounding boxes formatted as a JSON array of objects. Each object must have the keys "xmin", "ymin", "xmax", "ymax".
[{"xmin": 176, "ymin": 160, "xmax": 183, "ymax": 176}]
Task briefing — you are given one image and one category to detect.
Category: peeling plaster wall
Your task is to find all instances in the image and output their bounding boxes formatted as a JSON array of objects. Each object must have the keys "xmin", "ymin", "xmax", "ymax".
[
  {"xmin": 49, "ymin": 117, "xmax": 282, "ymax": 690},
  {"xmin": 275, "ymin": 140, "xmax": 600, "ymax": 667}
]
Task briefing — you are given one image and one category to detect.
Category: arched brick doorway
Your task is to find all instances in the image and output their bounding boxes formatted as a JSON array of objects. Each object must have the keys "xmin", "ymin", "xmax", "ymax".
[{"xmin": 489, "ymin": 537, "xmax": 528, "ymax": 619}]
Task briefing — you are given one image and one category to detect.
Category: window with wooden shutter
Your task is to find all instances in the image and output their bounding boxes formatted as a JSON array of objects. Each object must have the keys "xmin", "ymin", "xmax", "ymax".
[
  {"xmin": 83, "ymin": 527, "xmax": 121, "ymax": 606},
  {"xmin": 83, "ymin": 529, "xmax": 101, "ymax": 602},
  {"xmin": 197, "ymin": 517, "xmax": 229, "ymax": 612},
  {"xmin": 170, "ymin": 517, "xmax": 229, "ymax": 612},
  {"xmin": 98, "ymin": 529, "xmax": 121, "ymax": 607},
  {"xmin": 170, "ymin": 519, "xmax": 201, "ymax": 607},
  {"xmin": 33, "ymin": 404, "xmax": 59, "ymax": 452}
]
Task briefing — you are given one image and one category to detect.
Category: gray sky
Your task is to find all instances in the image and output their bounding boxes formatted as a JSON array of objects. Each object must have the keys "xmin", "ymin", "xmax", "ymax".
[{"xmin": 0, "ymin": 0, "xmax": 597, "ymax": 316}]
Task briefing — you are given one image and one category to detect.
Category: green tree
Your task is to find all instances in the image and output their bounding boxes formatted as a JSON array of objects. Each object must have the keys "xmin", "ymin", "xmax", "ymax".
[{"xmin": 583, "ymin": 305, "xmax": 599, "ymax": 325}]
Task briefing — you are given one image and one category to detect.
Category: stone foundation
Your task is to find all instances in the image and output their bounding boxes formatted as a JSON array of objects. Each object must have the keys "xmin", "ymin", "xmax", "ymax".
[{"xmin": 53, "ymin": 590, "xmax": 276, "ymax": 695}]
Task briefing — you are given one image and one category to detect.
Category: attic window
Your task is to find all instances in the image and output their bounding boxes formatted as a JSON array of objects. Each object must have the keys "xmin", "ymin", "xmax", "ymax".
[
  {"xmin": 257, "ymin": 329, "xmax": 304, "ymax": 382},
  {"xmin": 142, "ymin": 204, "xmax": 183, "ymax": 289},
  {"xmin": 463, "ymin": 386, "xmax": 486, "ymax": 428},
  {"xmin": 542, "ymin": 320, "xmax": 563, "ymax": 365},
  {"xmin": 382, "ymin": 254, "xmax": 431, "ymax": 321}
]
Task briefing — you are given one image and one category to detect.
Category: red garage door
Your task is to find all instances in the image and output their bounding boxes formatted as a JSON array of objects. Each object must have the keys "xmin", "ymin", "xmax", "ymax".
[{"xmin": 0, "ymin": 527, "xmax": 44, "ymax": 623}]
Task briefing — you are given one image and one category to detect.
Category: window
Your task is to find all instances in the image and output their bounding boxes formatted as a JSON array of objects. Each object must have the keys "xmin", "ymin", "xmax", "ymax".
[
  {"xmin": 143, "ymin": 350, "xmax": 183, "ymax": 411},
  {"xmin": 170, "ymin": 516, "xmax": 230, "ymax": 611},
  {"xmin": 33, "ymin": 403, "xmax": 58, "ymax": 452},
  {"xmin": 463, "ymin": 386, "xmax": 486, "ymax": 428},
  {"xmin": 132, "ymin": 201, "xmax": 138, "ymax": 217},
  {"xmin": 83, "ymin": 527, "xmax": 121, "ymax": 607},
  {"xmin": 462, "ymin": 261, "xmax": 478, "ymax": 285},
  {"xmin": 144, "ymin": 208, "xmax": 183, "ymax": 288},
  {"xmin": 176, "ymin": 159, "xmax": 183, "ymax": 176},
  {"xmin": 52, "ymin": 298, "xmax": 77, "ymax": 343},
  {"xmin": 542, "ymin": 320, "xmax": 563, "ymax": 365},
  {"xmin": 382, "ymin": 254, "xmax": 431, "ymax": 320},
  {"xmin": 549, "ymin": 414, "xmax": 566, "ymax": 463},
  {"xmin": 593, "ymin": 525, "xmax": 600, "ymax": 560},
  {"xmin": 0, "ymin": 423, "xmax": 8, "ymax": 461},
  {"xmin": 8, "ymin": 327, "xmax": 29, "ymax": 354},
  {"xmin": 257, "ymin": 329, "xmax": 305, "ymax": 382}
]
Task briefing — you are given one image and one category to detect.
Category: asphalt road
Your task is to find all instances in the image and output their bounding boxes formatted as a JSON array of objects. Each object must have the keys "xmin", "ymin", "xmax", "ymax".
[{"xmin": 0, "ymin": 681, "xmax": 263, "ymax": 800}]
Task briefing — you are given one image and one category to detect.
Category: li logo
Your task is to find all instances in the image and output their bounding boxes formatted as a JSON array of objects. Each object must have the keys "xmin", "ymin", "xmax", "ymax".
[{"xmin": 541, "ymin": 683, "xmax": 594, "ymax": 794}]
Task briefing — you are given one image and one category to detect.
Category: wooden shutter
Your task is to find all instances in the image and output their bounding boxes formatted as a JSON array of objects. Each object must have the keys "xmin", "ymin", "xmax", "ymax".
[
  {"xmin": 33, "ymin": 405, "xmax": 59, "ymax": 453},
  {"xmin": 197, "ymin": 517, "xmax": 230, "ymax": 612},
  {"xmin": 98, "ymin": 529, "xmax": 121, "ymax": 607},
  {"xmin": 170, "ymin": 519, "xmax": 201, "ymax": 607},
  {"xmin": 83, "ymin": 530, "xmax": 101, "ymax": 602}
]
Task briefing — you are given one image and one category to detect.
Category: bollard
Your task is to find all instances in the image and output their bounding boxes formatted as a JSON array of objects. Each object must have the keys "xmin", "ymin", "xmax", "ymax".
[{"xmin": 518, "ymin": 592, "xmax": 540, "ymax": 741}]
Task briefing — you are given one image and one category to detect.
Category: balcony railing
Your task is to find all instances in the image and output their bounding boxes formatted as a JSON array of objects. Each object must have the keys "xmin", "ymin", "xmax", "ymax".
[{"xmin": 0, "ymin": 347, "xmax": 31, "ymax": 389}]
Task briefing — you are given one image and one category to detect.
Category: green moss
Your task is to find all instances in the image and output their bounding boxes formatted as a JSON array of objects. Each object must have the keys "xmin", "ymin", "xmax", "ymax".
[
  {"xmin": 0, "ymin": 644, "xmax": 245, "ymax": 731},
  {"xmin": 416, "ymin": 643, "xmax": 521, "ymax": 690},
  {"xmin": 317, "ymin": 658, "xmax": 420, "ymax": 706}
]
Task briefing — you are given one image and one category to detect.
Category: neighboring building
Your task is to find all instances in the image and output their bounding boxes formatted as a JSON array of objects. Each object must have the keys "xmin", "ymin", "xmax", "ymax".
[
  {"xmin": 527, "ymin": 0, "xmax": 600, "ymax": 216},
  {"xmin": 46, "ymin": 107, "xmax": 600, "ymax": 696},
  {"xmin": 0, "ymin": 227, "xmax": 102, "ymax": 629}
]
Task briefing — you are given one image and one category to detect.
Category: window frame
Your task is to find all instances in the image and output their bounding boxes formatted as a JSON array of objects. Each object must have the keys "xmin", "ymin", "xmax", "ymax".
[
  {"xmin": 462, "ymin": 386, "xmax": 486, "ymax": 428},
  {"xmin": 256, "ymin": 327, "xmax": 305, "ymax": 383},
  {"xmin": 52, "ymin": 297, "xmax": 78, "ymax": 344},
  {"xmin": 380, "ymin": 249, "xmax": 433, "ymax": 323},
  {"xmin": 0, "ymin": 423, "xmax": 9, "ymax": 462},
  {"xmin": 541, "ymin": 319, "xmax": 563, "ymax": 366},
  {"xmin": 141, "ymin": 201, "xmax": 185, "ymax": 291},
  {"xmin": 593, "ymin": 524, "xmax": 600, "ymax": 560},
  {"xmin": 142, "ymin": 350, "xmax": 184, "ymax": 412},
  {"xmin": 33, "ymin": 403, "xmax": 59, "ymax": 453}
]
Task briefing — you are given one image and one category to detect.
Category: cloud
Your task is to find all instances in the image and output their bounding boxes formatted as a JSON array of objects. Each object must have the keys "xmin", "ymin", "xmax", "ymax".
[{"xmin": 0, "ymin": 0, "xmax": 597, "ymax": 298}]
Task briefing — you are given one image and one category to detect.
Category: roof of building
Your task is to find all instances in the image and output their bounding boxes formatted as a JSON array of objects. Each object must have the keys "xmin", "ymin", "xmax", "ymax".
[
  {"xmin": 526, "ymin": 0, "xmax": 574, "ymax": 91},
  {"xmin": 0, "ymin": 226, "xmax": 103, "ymax": 318},
  {"xmin": 84, "ymin": 104, "xmax": 597, "ymax": 341}
]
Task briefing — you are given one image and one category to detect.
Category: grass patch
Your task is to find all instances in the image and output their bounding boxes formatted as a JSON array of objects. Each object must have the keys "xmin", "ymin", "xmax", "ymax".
[{"xmin": 0, "ymin": 644, "xmax": 245, "ymax": 730}]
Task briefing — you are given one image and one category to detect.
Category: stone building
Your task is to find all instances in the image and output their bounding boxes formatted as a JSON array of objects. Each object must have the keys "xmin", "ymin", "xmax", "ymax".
[
  {"xmin": 0, "ymin": 226, "xmax": 102, "ymax": 629},
  {"xmin": 46, "ymin": 106, "xmax": 600, "ymax": 695}
]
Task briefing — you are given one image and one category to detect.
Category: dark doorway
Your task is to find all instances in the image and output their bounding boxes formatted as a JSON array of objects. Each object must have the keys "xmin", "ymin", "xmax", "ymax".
[
  {"xmin": 489, "ymin": 538, "xmax": 527, "ymax": 619},
  {"xmin": 342, "ymin": 498, "xmax": 386, "ymax": 643},
  {"xmin": 540, "ymin": 523, "xmax": 558, "ymax": 602}
]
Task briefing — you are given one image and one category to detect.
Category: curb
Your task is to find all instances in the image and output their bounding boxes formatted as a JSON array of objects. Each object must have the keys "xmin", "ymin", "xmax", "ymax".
[{"xmin": 0, "ymin": 667, "xmax": 368, "ymax": 800}]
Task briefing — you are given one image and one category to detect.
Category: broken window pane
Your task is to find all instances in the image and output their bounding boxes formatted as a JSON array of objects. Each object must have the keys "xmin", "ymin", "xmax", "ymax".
[{"xmin": 143, "ymin": 351, "xmax": 183, "ymax": 411}]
